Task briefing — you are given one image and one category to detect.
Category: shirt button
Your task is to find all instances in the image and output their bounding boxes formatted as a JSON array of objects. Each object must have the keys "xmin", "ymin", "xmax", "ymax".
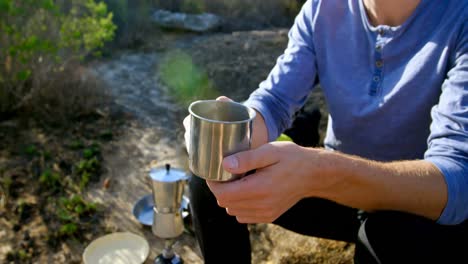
[
  {"xmin": 377, "ymin": 28, "xmax": 384, "ymax": 35},
  {"xmin": 376, "ymin": 45, "xmax": 382, "ymax": 52},
  {"xmin": 373, "ymin": 76, "xmax": 380, "ymax": 82},
  {"xmin": 376, "ymin": 60, "xmax": 383, "ymax": 68}
]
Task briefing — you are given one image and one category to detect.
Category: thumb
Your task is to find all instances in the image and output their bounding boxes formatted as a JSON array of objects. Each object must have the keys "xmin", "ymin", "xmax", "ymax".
[{"xmin": 222, "ymin": 143, "xmax": 279, "ymax": 174}]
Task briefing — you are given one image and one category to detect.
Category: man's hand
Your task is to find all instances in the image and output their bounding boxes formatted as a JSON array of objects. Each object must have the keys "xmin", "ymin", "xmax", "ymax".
[
  {"xmin": 183, "ymin": 115, "xmax": 191, "ymax": 153},
  {"xmin": 206, "ymin": 142, "xmax": 325, "ymax": 223}
]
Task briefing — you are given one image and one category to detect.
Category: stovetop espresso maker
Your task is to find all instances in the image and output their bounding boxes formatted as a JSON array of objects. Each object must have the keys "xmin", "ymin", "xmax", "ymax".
[{"xmin": 149, "ymin": 164, "xmax": 189, "ymax": 264}]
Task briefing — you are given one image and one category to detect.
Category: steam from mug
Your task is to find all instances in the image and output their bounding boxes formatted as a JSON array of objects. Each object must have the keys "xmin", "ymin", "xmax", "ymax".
[{"xmin": 188, "ymin": 100, "xmax": 256, "ymax": 181}]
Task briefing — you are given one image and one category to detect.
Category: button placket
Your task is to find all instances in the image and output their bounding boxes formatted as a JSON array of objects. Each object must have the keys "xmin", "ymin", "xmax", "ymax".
[{"xmin": 370, "ymin": 39, "xmax": 385, "ymax": 96}]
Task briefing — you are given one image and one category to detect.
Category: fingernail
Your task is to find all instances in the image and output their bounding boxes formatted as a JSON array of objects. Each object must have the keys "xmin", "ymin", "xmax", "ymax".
[{"xmin": 224, "ymin": 156, "xmax": 239, "ymax": 170}]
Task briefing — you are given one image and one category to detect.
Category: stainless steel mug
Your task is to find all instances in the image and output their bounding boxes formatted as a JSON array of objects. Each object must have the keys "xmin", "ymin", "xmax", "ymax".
[{"xmin": 188, "ymin": 100, "xmax": 256, "ymax": 181}]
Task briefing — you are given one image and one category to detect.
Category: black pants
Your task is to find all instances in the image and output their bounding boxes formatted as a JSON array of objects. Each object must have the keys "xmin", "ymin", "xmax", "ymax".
[{"xmin": 188, "ymin": 175, "xmax": 468, "ymax": 264}]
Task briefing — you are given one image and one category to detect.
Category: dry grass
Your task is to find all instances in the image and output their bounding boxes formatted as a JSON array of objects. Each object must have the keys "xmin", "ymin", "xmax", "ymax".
[
  {"xmin": 0, "ymin": 58, "xmax": 110, "ymax": 126},
  {"xmin": 0, "ymin": 59, "xmax": 109, "ymax": 125},
  {"xmin": 0, "ymin": 1, "xmax": 115, "ymax": 125},
  {"xmin": 24, "ymin": 63, "xmax": 110, "ymax": 125}
]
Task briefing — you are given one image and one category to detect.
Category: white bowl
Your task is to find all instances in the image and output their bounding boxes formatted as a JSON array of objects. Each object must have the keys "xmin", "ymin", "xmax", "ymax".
[{"xmin": 83, "ymin": 232, "xmax": 149, "ymax": 264}]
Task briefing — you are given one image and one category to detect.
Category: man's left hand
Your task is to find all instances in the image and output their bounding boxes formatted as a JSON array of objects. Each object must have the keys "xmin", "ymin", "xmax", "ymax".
[{"xmin": 207, "ymin": 142, "xmax": 320, "ymax": 223}]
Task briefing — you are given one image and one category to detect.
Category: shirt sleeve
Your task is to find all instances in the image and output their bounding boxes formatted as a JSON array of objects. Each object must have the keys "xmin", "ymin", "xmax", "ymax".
[
  {"xmin": 424, "ymin": 23, "xmax": 468, "ymax": 225},
  {"xmin": 243, "ymin": 0, "xmax": 318, "ymax": 142}
]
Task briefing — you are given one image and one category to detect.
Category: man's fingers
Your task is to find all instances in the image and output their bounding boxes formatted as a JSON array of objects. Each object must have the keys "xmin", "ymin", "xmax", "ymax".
[
  {"xmin": 216, "ymin": 96, "xmax": 233, "ymax": 102},
  {"xmin": 207, "ymin": 171, "xmax": 270, "ymax": 202},
  {"xmin": 183, "ymin": 115, "xmax": 190, "ymax": 128},
  {"xmin": 207, "ymin": 179, "xmax": 252, "ymax": 201},
  {"xmin": 183, "ymin": 115, "xmax": 191, "ymax": 153},
  {"xmin": 222, "ymin": 143, "xmax": 279, "ymax": 175}
]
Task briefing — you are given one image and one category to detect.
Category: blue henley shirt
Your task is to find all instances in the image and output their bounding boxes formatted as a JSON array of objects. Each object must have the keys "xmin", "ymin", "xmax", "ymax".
[{"xmin": 244, "ymin": 0, "xmax": 468, "ymax": 225}]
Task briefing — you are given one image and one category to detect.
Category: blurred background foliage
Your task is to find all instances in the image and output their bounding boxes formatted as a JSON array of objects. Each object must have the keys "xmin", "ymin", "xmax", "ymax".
[
  {"xmin": 101, "ymin": 0, "xmax": 305, "ymax": 105},
  {"xmin": 102, "ymin": 0, "xmax": 305, "ymax": 48},
  {"xmin": 153, "ymin": 0, "xmax": 304, "ymax": 22},
  {"xmin": 103, "ymin": 0, "xmax": 154, "ymax": 48},
  {"xmin": 153, "ymin": 0, "xmax": 305, "ymax": 30},
  {"xmin": 0, "ymin": 0, "xmax": 305, "ymax": 123},
  {"xmin": 0, "ymin": 0, "xmax": 115, "ymax": 122}
]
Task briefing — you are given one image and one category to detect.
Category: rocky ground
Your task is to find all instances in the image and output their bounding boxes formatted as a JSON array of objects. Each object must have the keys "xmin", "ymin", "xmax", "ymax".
[{"xmin": 1, "ymin": 27, "xmax": 353, "ymax": 264}]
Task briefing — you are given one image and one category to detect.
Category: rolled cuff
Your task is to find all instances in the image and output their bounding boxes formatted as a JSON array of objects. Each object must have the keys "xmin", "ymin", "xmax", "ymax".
[{"xmin": 425, "ymin": 156, "xmax": 467, "ymax": 225}]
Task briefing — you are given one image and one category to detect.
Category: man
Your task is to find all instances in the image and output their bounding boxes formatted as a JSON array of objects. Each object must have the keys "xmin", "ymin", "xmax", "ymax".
[{"xmin": 184, "ymin": 0, "xmax": 468, "ymax": 263}]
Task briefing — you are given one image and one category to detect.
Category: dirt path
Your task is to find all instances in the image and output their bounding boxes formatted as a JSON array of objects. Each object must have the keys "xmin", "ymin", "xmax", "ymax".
[{"xmin": 88, "ymin": 52, "xmax": 202, "ymax": 263}]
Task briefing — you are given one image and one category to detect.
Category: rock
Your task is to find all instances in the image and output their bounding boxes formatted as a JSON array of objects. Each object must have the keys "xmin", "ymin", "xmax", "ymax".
[{"xmin": 152, "ymin": 9, "xmax": 222, "ymax": 32}]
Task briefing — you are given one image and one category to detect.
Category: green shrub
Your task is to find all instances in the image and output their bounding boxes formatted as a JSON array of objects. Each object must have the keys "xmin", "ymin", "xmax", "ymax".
[
  {"xmin": 57, "ymin": 195, "xmax": 96, "ymax": 238},
  {"xmin": 0, "ymin": 0, "xmax": 116, "ymax": 117},
  {"xmin": 76, "ymin": 147, "xmax": 101, "ymax": 191},
  {"xmin": 39, "ymin": 169, "xmax": 61, "ymax": 192},
  {"xmin": 59, "ymin": 223, "xmax": 79, "ymax": 237}
]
